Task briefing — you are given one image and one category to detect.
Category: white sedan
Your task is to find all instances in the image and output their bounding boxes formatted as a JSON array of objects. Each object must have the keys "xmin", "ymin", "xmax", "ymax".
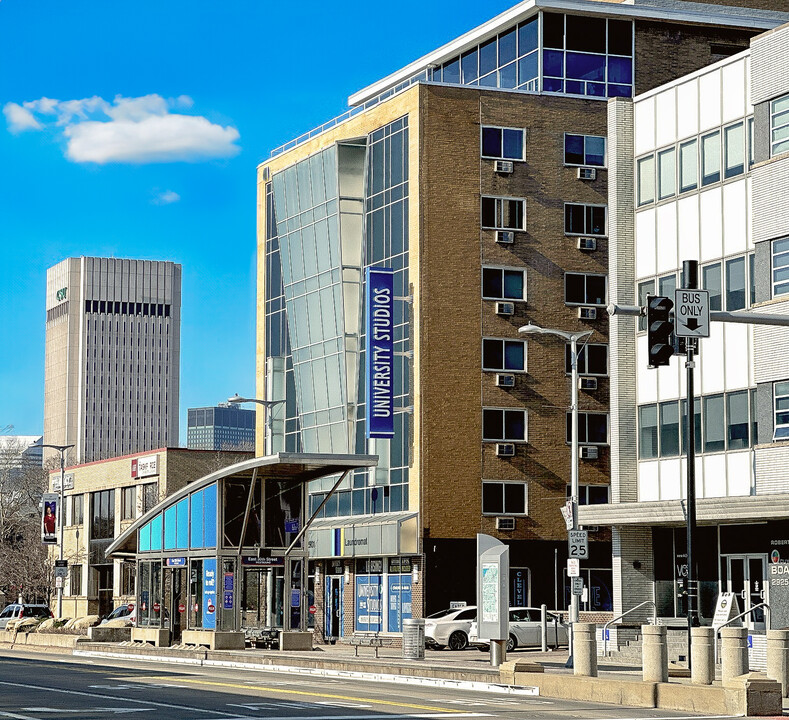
[
  {"xmin": 469, "ymin": 607, "xmax": 568, "ymax": 651},
  {"xmin": 424, "ymin": 605, "xmax": 477, "ymax": 650}
]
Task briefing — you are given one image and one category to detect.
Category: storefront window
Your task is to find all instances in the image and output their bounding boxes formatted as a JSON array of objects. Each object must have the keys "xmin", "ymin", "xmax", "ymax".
[
  {"xmin": 355, "ymin": 558, "xmax": 384, "ymax": 632},
  {"xmin": 387, "ymin": 557, "xmax": 412, "ymax": 632}
]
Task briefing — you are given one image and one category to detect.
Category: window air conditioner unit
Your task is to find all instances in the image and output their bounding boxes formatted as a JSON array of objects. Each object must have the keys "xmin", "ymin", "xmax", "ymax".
[
  {"xmin": 577, "ymin": 167, "xmax": 596, "ymax": 180},
  {"xmin": 578, "ymin": 377, "xmax": 598, "ymax": 391},
  {"xmin": 586, "ymin": 525, "xmax": 600, "ymax": 532},
  {"xmin": 496, "ymin": 374, "xmax": 516, "ymax": 388},
  {"xmin": 496, "ymin": 302, "xmax": 515, "ymax": 316},
  {"xmin": 496, "ymin": 230, "xmax": 514, "ymax": 244},
  {"xmin": 496, "ymin": 517, "xmax": 516, "ymax": 531},
  {"xmin": 496, "ymin": 443, "xmax": 516, "ymax": 457},
  {"xmin": 495, "ymin": 160, "xmax": 514, "ymax": 174},
  {"xmin": 579, "ymin": 446, "xmax": 599, "ymax": 460},
  {"xmin": 577, "ymin": 237, "xmax": 597, "ymax": 251},
  {"xmin": 578, "ymin": 306, "xmax": 597, "ymax": 320}
]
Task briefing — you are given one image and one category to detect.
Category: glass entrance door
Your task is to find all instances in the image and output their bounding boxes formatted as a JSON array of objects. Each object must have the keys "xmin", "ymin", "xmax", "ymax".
[
  {"xmin": 325, "ymin": 576, "xmax": 343, "ymax": 640},
  {"xmin": 725, "ymin": 554, "xmax": 766, "ymax": 632}
]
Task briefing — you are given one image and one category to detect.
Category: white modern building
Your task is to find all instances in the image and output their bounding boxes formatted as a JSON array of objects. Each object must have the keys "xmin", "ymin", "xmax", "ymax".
[
  {"xmin": 44, "ymin": 257, "xmax": 181, "ymax": 465},
  {"xmin": 583, "ymin": 21, "xmax": 789, "ymax": 632}
]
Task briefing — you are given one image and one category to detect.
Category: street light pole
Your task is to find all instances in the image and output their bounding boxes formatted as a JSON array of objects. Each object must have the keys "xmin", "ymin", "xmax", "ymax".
[
  {"xmin": 227, "ymin": 394, "xmax": 285, "ymax": 455},
  {"xmin": 518, "ymin": 324, "xmax": 592, "ymax": 649},
  {"xmin": 39, "ymin": 443, "xmax": 74, "ymax": 619}
]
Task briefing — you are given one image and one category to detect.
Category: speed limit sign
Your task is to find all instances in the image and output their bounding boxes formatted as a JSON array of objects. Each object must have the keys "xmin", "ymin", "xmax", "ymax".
[{"xmin": 568, "ymin": 530, "xmax": 589, "ymax": 560}]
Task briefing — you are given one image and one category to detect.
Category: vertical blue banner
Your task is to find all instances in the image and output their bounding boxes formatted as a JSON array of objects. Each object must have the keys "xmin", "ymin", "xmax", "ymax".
[
  {"xmin": 203, "ymin": 558, "xmax": 217, "ymax": 629},
  {"xmin": 365, "ymin": 267, "xmax": 395, "ymax": 439},
  {"xmin": 355, "ymin": 575, "xmax": 383, "ymax": 632},
  {"xmin": 387, "ymin": 574, "xmax": 412, "ymax": 632}
]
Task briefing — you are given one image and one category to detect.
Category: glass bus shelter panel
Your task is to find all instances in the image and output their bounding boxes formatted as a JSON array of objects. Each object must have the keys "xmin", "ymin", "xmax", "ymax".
[
  {"xmin": 264, "ymin": 479, "xmax": 304, "ymax": 549},
  {"xmin": 223, "ymin": 477, "xmax": 262, "ymax": 548},
  {"xmin": 190, "ymin": 559, "xmax": 203, "ymax": 629},
  {"xmin": 241, "ymin": 568, "xmax": 267, "ymax": 629},
  {"xmin": 138, "ymin": 560, "xmax": 163, "ymax": 627}
]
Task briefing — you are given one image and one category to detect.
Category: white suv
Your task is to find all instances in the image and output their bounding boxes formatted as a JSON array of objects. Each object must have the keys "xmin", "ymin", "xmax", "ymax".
[{"xmin": 424, "ymin": 605, "xmax": 477, "ymax": 650}]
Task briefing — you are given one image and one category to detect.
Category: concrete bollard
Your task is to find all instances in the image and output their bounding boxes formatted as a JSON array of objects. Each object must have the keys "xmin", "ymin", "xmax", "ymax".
[
  {"xmin": 720, "ymin": 627, "xmax": 749, "ymax": 683},
  {"xmin": 767, "ymin": 629, "xmax": 789, "ymax": 697},
  {"xmin": 573, "ymin": 622, "xmax": 598, "ymax": 677},
  {"xmin": 690, "ymin": 626, "xmax": 715, "ymax": 685},
  {"xmin": 641, "ymin": 624, "xmax": 668, "ymax": 683}
]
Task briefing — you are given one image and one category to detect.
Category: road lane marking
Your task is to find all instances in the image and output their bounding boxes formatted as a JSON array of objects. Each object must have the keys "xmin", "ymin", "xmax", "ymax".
[
  {"xmin": 0, "ymin": 680, "xmax": 256, "ymax": 719},
  {"xmin": 23, "ymin": 709, "xmax": 147, "ymax": 715},
  {"xmin": 0, "ymin": 712, "xmax": 39, "ymax": 720},
  {"xmin": 134, "ymin": 675, "xmax": 465, "ymax": 713}
]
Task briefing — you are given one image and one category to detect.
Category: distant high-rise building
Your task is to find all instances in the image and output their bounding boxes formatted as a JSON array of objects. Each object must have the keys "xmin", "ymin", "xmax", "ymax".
[
  {"xmin": 0, "ymin": 435, "xmax": 43, "ymax": 478},
  {"xmin": 44, "ymin": 257, "xmax": 181, "ymax": 464},
  {"xmin": 187, "ymin": 403, "xmax": 255, "ymax": 451}
]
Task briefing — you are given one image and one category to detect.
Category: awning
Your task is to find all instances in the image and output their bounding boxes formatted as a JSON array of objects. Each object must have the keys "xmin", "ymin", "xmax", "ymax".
[
  {"xmin": 307, "ymin": 511, "xmax": 418, "ymax": 559},
  {"xmin": 106, "ymin": 452, "xmax": 378, "ymax": 557},
  {"xmin": 578, "ymin": 494, "xmax": 789, "ymax": 528}
]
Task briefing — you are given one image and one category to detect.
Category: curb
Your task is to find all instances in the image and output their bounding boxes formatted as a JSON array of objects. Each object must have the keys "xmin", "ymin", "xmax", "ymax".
[{"xmin": 73, "ymin": 649, "xmax": 539, "ymax": 696}]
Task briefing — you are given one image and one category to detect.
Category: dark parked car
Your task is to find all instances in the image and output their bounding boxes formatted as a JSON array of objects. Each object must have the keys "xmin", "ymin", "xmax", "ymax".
[{"xmin": 0, "ymin": 603, "xmax": 53, "ymax": 630}]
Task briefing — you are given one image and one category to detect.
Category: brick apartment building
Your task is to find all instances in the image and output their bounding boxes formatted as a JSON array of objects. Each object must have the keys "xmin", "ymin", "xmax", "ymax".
[{"xmin": 256, "ymin": 0, "xmax": 789, "ymax": 641}]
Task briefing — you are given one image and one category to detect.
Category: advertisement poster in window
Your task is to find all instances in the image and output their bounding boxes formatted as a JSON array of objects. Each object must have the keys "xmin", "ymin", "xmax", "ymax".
[
  {"xmin": 203, "ymin": 558, "xmax": 217, "ymax": 629},
  {"xmin": 355, "ymin": 575, "xmax": 383, "ymax": 632},
  {"xmin": 42, "ymin": 493, "xmax": 58, "ymax": 544},
  {"xmin": 387, "ymin": 574, "xmax": 412, "ymax": 632}
]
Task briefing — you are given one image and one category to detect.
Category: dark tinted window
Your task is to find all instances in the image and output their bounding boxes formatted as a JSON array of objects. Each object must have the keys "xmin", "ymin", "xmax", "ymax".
[
  {"xmin": 608, "ymin": 19, "xmax": 633, "ymax": 56},
  {"xmin": 543, "ymin": 13, "xmax": 564, "ymax": 49},
  {"xmin": 566, "ymin": 15, "xmax": 605, "ymax": 53}
]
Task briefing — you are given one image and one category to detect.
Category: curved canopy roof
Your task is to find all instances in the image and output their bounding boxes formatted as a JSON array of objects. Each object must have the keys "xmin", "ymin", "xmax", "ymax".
[{"xmin": 106, "ymin": 452, "xmax": 378, "ymax": 557}]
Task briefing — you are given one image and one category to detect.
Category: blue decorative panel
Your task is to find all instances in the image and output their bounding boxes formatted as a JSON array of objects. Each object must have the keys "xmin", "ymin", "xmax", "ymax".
[
  {"xmin": 190, "ymin": 490, "xmax": 204, "ymax": 549},
  {"xmin": 203, "ymin": 483, "xmax": 217, "ymax": 548},
  {"xmin": 176, "ymin": 498, "xmax": 189, "ymax": 549},
  {"xmin": 150, "ymin": 513, "xmax": 163, "ymax": 551},
  {"xmin": 164, "ymin": 506, "xmax": 177, "ymax": 550}
]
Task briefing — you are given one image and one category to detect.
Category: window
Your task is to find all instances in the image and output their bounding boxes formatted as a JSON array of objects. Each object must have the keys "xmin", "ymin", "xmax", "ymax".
[
  {"xmin": 725, "ymin": 257, "xmax": 746, "ymax": 311},
  {"xmin": 482, "ymin": 481, "xmax": 527, "ymax": 515},
  {"xmin": 565, "ymin": 343, "xmax": 608, "ymax": 376},
  {"xmin": 91, "ymin": 489, "xmax": 115, "ymax": 539},
  {"xmin": 679, "ymin": 140, "xmax": 698, "ymax": 192},
  {"xmin": 481, "ymin": 196, "xmax": 525, "ymax": 230},
  {"xmin": 659, "ymin": 401, "xmax": 680, "ymax": 457},
  {"xmin": 121, "ymin": 486, "xmax": 136, "ymax": 521},
  {"xmin": 639, "ymin": 405, "xmax": 658, "ymax": 459},
  {"xmin": 771, "ymin": 94, "xmax": 789, "ymax": 156},
  {"xmin": 483, "ymin": 408, "xmax": 527, "ymax": 441},
  {"xmin": 681, "ymin": 398, "xmax": 702, "ymax": 455},
  {"xmin": 658, "ymin": 273, "xmax": 676, "ymax": 299},
  {"xmin": 701, "ymin": 131, "xmax": 721, "ymax": 186},
  {"xmin": 482, "ymin": 126, "xmax": 525, "ymax": 160},
  {"xmin": 568, "ymin": 484, "xmax": 610, "ymax": 505},
  {"xmin": 658, "ymin": 147, "xmax": 676, "ymax": 199},
  {"xmin": 564, "ymin": 204, "xmax": 606, "ymax": 236},
  {"xmin": 565, "ymin": 273, "xmax": 606, "ymax": 305},
  {"xmin": 773, "ymin": 238, "xmax": 789, "ymax": 297},
  {"xmin": 775, "ymin": 381, "xmax": 789, "ymax": 440},
  {"xmin": 121, "ymin": 561, "xmax": 136, "ymax": 596},
  {"xmin": 724, "ymin": 122, "xmax": 745, "ymax": 178},
  {"xmin": 637, "ymin": 280, "xmax": 655, "ymax": 332},
  {"xmin": 483, "ymin": 267, "xmax": 526, "ymax": 300},
  {"xmin": 727, "ymin": 391, "xmax": 749, "ymax": 450},
  {"xmin": 564, "ymin": 134, "xmax": 606, "ymax": 166},
  {"xmin": 566, "ymin": 412, "xmax": 608, "ymax": 444},
  {"xmin": 637, "ymin": 155, "xmax": 655, "ymax": 205},
  {"xmin": 702, "ymin": 263, "xmax": 722, "ymax": 311},
  {"xmin": 142, "ymin": 482, "xmax": 159, "ymax": 513},
  {"xmin": 703, "ymin": 394, "xmax": 725, "ymax": 453},
  {"xmin": 70, "ymin": 565, "xmax": 82, "ymax": 596},
  {"xmin": 70, "ymin": 494, "xmax": 84, "ymax": 526},
  {"xmin": 483, "ymin": 338, "xmax": 526, "ymax": 372}
]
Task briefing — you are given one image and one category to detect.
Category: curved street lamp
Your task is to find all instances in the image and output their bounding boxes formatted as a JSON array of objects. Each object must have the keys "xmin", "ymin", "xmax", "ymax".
[
  {"xmin": 38, "ymin": 443, "xmax": 74, "ymax": 619},
  {"xmin": 518, "ymin": 323, "xmax": 592, "ymax": 636},
  {"xmin": 227, "ymin": 394, "xmax": 285, "ymax": 454}
]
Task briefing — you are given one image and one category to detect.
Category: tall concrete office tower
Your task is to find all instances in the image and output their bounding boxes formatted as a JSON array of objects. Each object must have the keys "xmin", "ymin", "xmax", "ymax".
[{"xmin": 44, "ymin": 257, "xmax": 181, "ymax": 464}]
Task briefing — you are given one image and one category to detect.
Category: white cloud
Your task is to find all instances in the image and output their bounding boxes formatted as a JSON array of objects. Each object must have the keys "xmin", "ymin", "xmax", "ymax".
[
  {"xmin": 3, "ymin": 103, "xmax": 42, "ymax": 132},
  {"xmin": 3, "ymin": 94, "xmax": 240, "ymax": 164},
  {"xmin": 152, "ymin": 190, "xmax": 181, "ymax": 205}
]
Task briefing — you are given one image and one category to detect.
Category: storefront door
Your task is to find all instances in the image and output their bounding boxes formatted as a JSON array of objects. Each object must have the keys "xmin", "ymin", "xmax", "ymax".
[
  {"xmin": 167, "ymin": 568, "xmax": 186, "ymax": 643},
  {"xmin": 325, "ymin": 576, "xmax": 343, "ymax": 640},
  {"xmin": 725, "ymin": 554, "xmax": 767, "ymax": 632}
]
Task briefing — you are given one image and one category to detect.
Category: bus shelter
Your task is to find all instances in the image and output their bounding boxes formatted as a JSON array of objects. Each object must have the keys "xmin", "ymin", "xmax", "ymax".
[{"xmin": 106, "ymin": 452, "xmax": 377, "ymax": 648}]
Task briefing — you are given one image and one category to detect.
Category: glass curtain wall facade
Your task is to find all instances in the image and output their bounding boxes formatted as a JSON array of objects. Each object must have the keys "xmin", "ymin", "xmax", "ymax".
[{"xmin": 266, "ymin": 117, "xmax": 410, "ymax": 519}]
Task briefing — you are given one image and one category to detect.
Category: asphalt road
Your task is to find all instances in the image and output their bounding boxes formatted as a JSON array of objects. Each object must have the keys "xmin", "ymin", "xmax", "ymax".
[{"xmin": 0, "ymin": 649, "xmax": 722, "ymax": 720}]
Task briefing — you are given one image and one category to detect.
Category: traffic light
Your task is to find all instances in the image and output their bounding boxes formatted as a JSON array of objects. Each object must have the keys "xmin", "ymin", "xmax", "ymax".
[{"xmin": 647, "ymin": 296, "xmax": 674, "ymax": 368}]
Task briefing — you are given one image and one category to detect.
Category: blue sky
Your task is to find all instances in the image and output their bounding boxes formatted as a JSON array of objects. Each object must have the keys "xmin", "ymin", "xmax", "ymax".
[{"xmin": 0, "ymin": 0, "xmax": 513, "ymax": 441}]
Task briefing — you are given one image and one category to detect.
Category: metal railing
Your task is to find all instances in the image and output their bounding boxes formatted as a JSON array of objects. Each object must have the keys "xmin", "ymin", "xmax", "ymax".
[
  {"xmin": 602, "ymin": 600, "xmax": 657, "ymax": 657},
  {"xmin": 714, "ymin": 602, "xmax": 770, "ymax": 663}
]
